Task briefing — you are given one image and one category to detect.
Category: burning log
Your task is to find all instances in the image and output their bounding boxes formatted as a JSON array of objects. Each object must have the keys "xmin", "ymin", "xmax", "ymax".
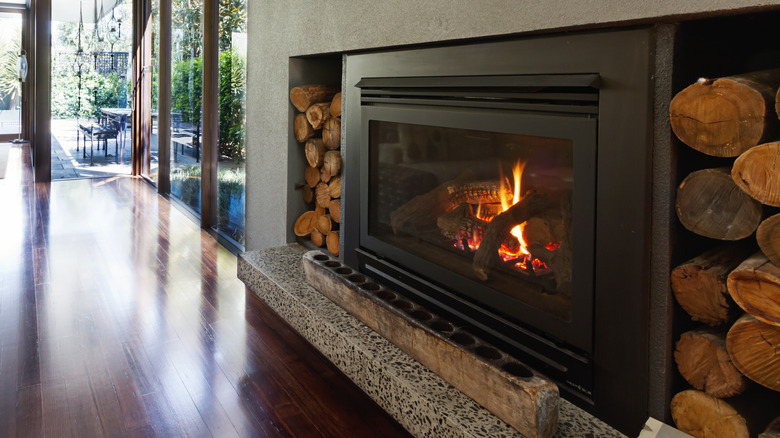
[
  {"xmin": 447, "ymin": 181, "xmax": 510, "ymax": 205},
  {"xmin": 437, "ymin": 204, "xmax": 520, "ymax": 253},
  {"xmin": 390, "ymin": 170, "xmax": 475, "ymax": 236},
  {"xmin": 473, "ymin": 192, "xmax": 552, "ymax": 281}
]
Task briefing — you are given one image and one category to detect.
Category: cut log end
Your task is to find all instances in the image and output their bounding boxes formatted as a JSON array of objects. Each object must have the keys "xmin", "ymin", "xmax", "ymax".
[
  {"xmin": 327, "ymin": 231, "xmax": 340, "ymax": 256},
  {"xmin": 670, "ymin": 71, "xmax": 780, "ymax": 157},
  {"xmin": 323, "ymin": 117, "xmax": 341, "ymax": 150},
  {"xmin": 330, "ymin": 92, "xmax": 342, "ymax": 118},
  {"xmin": 728, "ymin": 252, "xmax": 780, "ymax": 327},
  {"xmin": 732, "ymin": 142, "xmax": 780, "ymax": 207},
  {"xmin": 674, "ymin": 329, "xmax": 748, "ymax": 398},
  {"xmin": 671, "ymin": 390, "xmax": 749, "ymax": 438},
  {"xmin": 727, "ymin": 314, "xmax": 780, "ymax": 392},
  {"xmin": 294, "ymin": 211, "xmax": 317, "ymax": 237},
  {"xmin": 758, "ymin": 214, "xmax": 780, "ymax": 267},
  {"xmin": 671, "ymin": 243, "xmax": 754, "ymax": 326},
  {"xmin": 676, "ymin": 167, "xmax": 763, "ymax": 240}
]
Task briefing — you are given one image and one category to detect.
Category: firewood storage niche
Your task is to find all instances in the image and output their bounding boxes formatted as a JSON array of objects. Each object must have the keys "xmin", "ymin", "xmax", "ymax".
[{"xmin": 343, "ymin": 28, "xmax": 654, "ymax": 431}]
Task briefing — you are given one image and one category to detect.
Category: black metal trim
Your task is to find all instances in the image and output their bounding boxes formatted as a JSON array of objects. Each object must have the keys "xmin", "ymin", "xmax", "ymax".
[{"xmin": 355, "ymin": 74, "xmax": 601, "ymax": 89}]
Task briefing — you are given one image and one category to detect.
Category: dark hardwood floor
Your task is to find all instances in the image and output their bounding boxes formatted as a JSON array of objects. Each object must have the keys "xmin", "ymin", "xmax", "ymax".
[{"xmin": 0, "ymin": 144, "xmax": 410, "ymax": 438}]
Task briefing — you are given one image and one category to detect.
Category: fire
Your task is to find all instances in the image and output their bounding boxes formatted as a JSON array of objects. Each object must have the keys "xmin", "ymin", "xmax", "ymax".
[
  {"xmin": 457, "ymin": 160, "xmax": 555, "ymax": 275},
  {"xmin": 497, "ymin": 160, "xmax": 540, "ymax": 270}
]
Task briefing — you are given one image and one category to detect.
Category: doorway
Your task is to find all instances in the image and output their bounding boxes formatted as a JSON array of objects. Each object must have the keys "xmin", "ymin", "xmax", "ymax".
[{"xmin": 50, "ymin": 0, "xmax": 133, "ymax": 180}]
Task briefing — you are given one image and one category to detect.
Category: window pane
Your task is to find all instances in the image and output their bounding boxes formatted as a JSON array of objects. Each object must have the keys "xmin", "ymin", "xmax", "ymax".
[
  {"xmin": 169, "ymin": 0, "xmax": 203, "ymax": 213},
  {"xmin": 216, "ymin": 0, "xmax": 246, "ymax": 245}
]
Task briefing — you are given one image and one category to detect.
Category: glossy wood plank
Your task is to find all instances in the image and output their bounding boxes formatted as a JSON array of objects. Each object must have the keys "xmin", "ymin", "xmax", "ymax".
[{"xmin": 0, "ymin": 143, "xmax": 410, "ymax": 438}]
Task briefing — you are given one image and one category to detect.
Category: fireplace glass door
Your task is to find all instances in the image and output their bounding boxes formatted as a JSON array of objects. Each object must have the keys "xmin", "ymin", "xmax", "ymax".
[
  {"xmin": 370, "ymin": 121, "xmax": 574, "ymax": 319},
  {"xmin": 359, "ymin": 102, "xmax": 596, "ymax": 353}
]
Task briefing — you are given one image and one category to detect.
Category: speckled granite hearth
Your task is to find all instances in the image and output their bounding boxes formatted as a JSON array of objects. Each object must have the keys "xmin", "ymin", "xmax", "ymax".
[{"xmin": 238, "ymin": 244, "xmax": 625, "ymax": 438}]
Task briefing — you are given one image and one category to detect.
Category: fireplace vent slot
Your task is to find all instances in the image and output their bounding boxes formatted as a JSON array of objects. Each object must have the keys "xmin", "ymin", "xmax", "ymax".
[{"xmin": 357, "ymin": 74, "xmax": 600, "ymax": 114}]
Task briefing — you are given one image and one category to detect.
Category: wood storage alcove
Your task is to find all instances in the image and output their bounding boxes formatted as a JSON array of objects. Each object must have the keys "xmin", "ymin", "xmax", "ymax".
[{"xmin": 291, "ymin": 85, "xmax": 342, "ymax": 257}]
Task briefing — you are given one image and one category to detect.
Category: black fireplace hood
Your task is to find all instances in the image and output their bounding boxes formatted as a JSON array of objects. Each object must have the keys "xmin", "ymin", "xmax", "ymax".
[{"xmin": 343, "ymin": 28, "xmax": 654, "ymax": 434}]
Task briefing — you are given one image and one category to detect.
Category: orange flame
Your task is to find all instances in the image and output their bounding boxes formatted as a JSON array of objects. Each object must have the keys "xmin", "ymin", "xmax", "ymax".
[{"xmin": 500, "ymin": 161, "xmax": 532, "ymax": 260}]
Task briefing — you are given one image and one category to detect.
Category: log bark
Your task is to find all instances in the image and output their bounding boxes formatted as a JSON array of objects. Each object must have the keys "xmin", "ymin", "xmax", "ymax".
[
  {"xmin": 323, "ymin": 151, "xmax": 341, "ymax": 179},
  {"xmin": 390, "ymin": 170, "xmax": 475, "ymax": 237},
  {"xmin": 305, "ymin": 102, "xmax": 331, "ymax": 130},
  {"xmin": 294, "ymin": 113, "xmax": 316, "ymax": 143},
  {"xmin": 290, "ymin": 85, "xmax": 339, "ymax": 113},
  {"xmin": 329, "ymin": 199, "xmax": 341, "ymax": 223},
  {"xmin": 761, "ymin": 417, "xmax": 780, "ymax": 438},
  {"xmin": 317, "ymin": 214, "xmax": 332, "ymax": 235},
  {"xmin": 671, "ymin": 243, "xmax": 754, "ymax": 326},
  {"xmin": 473, "ymin": 193, "xmax": 553, "ymax": 281},
  {"xmin": 676, "ymin": 167, "xmax": 763, "ymax": 240},
  {"xmin": 758, "ymin": 214, "xmax": 780, "ymax": 267},
  {"xmin": 671, "ymin": 390, "xmax": 749, "ymax": 438},
  {"xmin": 727, "ymin": 314, "xmax": 780, "ymax": 392},
  {"xmin": 323, "ymin": 117, "xmax": 341, "ymax": 150},
  {"xmin": 669, "ymin": 69, "xmax": 780, "ymax": 157},
  {"xmin": 302, "ymin": 184, "xmax": 313, "ymax": 204},
  {"xmin": 328, "ymin": 176, "xmax": 341, "ymax": 199},
  {"xmin": 732, "ymin": 141, "xmax": 780, "ymax": 207},
  {"xmin": 728, "ymin": 252, "xmax": 780, "ymax": 326},
  {"xmin": 305, "ymin": 138, "xmax": 326, "ymax": 168},
  {"xmin": 310, "ymin": 228, "xmax": 324, "ymax": 247},
  {"xmin": 327, "ymin": 231, "xmax": 340, "ymax": 256},
  {"xmin": 447, "ymin": 181, "xmax": 510, "ymax": 205},
  {"xmin": 305, "ymin": 166, "xmax": 320, "ymax": 188},
  {"xmin": 330, "ymin": 92, "xmax": 342, "ymax": 118},
  {"xmin": 674, "ymin": 328, "xmax": 748, "ymax": 398},
  {"xmin": 315, "ymin": 182, "xmax": 331, "ymax": 209},
  {"xmin": 294, "ymin": 211, "xmax": 317, "ymax": 237}
]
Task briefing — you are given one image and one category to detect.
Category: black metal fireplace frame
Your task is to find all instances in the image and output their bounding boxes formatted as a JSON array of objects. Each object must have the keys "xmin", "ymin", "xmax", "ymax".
[{"xmin": 343, "ymin": 28, "xmax": 654, "ymax": 433}]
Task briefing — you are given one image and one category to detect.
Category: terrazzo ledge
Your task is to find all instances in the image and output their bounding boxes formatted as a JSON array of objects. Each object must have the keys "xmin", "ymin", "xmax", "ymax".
[{"xmin": 238, "ymin": 244, "xmax": 626, "ymax": 438}]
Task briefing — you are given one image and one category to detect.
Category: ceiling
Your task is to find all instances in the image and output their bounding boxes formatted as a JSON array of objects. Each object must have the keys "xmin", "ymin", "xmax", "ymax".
[{"xmin": 53, "ymin": 0, "xmax": 122, "ymax": 23}]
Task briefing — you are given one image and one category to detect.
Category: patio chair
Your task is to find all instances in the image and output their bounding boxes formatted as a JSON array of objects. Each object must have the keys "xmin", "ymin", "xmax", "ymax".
[{"xmin": 76, "ymin": 119, "xmax": 119, "ymax": 166}]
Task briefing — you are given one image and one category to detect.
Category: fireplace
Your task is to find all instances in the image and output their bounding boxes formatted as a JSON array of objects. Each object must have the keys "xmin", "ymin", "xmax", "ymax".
[{"xmin": 344, "ymin": 28, "xmax": 655, "ymax": 431}]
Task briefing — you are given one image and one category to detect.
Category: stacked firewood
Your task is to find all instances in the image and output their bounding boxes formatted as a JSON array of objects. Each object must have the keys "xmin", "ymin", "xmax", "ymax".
[
  {"xmin": 290, "ymin": 85, "xmax": 342, "ymax": 256},
  {"xmin": 668, "ymin": 70, "xmax": 780, "ymax": 438}
]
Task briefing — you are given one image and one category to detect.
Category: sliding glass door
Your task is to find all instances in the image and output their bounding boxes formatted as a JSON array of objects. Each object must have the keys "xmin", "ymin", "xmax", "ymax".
[
  {"xmin": 142, "ymin": 0, "xmax": 245, "ymax": 248},
  {"xmin": 168, "ymin": 0, "xmax": 202, "ymax": 214},
  {"xmin": 215, "ymin": 0, "xmax": 246, "ymax": 245}
]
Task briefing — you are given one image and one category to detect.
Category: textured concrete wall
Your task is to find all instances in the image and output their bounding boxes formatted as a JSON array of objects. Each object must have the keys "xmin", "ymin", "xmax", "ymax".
[{"xmin": 244, "ymin": 0, "xmax": 780, "ymax": 250}]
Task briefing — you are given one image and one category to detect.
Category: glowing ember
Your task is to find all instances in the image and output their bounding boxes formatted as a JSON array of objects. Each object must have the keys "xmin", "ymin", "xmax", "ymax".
[{"xmin": 454, "ymin": 160, "xmax": 559, "ymax": 275}]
